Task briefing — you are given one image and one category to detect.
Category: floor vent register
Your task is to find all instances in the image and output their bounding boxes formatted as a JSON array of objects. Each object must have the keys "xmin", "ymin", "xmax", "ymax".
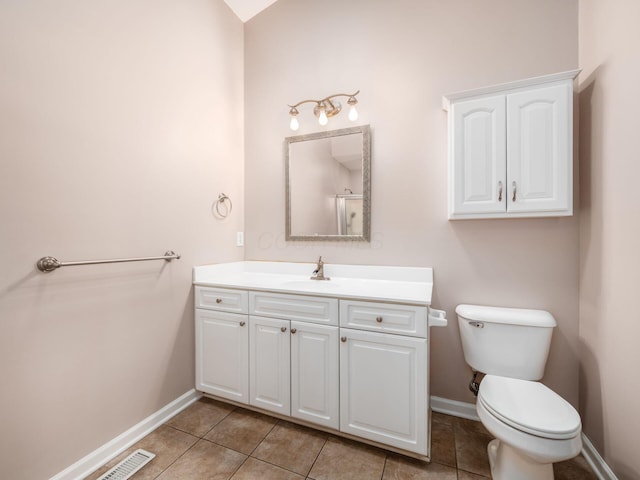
[{"xmin": 95, "ymin": 449, "xmax": 156, "ymax": 480}]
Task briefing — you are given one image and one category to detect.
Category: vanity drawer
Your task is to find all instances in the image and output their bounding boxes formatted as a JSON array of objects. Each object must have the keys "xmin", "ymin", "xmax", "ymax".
[
  {"xmin": 339, "ymin": 300, "xmax": 427, "ymax": 338},
  {"xmin": 196, "ymin": 286, "xmax": 249, "ymax": 314},
  {"xmin": 250, "ymin": 292, "xmax": 338, "ymax": 326}
]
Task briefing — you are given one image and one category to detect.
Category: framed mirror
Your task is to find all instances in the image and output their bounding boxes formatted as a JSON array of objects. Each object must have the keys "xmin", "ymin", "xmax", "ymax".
[{"xmin": 285, "ymin": 125, "xmax": 371, "ymax": 241}]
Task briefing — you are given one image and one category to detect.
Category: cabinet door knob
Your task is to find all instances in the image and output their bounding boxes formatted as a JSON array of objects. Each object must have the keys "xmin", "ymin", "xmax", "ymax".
[
  {"xmin": 512, "ymin": 181, "xmax": 517, "ymax": 202},
  {"xmin": 341, "ymin": 336, "xmax": 347, "ymax": 342},
  {"xmin": 498, "ymin": 181, "xmax": 503, "ymax": 202},
  {"xmin": 281, "ymin": 326, "xmax": 287, "ymax": 333},
  {"xmin": 376, "ymin": 316, "xmax": 383, "ymax": 323},
  {"xmin": 215, "ymin": 298, "xmax": 222, "ymax": 304},
  {"xmin": 239, "ymin": 321, "xmax": 245, "ymax": 327},
  {"xmin": 291, "ymin": 328, "xmax": 297, "ymax": 334}
]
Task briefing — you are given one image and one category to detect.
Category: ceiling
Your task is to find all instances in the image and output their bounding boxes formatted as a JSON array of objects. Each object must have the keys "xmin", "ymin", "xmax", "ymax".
[{"xmin": 223, "ymin": 0, "xmax": 279, "ymax": 22}]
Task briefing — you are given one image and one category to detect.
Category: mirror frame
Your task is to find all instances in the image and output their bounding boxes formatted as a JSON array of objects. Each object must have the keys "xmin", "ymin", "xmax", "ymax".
[{"xmin": 285, "ymin": 124, "xmax": 371, "ymax": 241}]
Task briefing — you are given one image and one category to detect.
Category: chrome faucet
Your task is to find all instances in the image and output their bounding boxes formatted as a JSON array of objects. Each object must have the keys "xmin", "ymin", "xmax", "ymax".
[{"xmin": 310, "ymin": 256, "xmax": 330, "ymax": 280}]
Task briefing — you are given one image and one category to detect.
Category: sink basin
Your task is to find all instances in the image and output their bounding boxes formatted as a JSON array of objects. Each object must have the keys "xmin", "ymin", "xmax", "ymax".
[{"xmin": 280, "ymin": 280, "xmax": 339, "ymax": 289}]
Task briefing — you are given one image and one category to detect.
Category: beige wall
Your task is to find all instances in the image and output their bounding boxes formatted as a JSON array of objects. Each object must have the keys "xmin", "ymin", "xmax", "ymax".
[
  {"xmin": 579, "ymin": 1, "xmax": 640, "ymax": 478},
  {"xmin": 0, "ymin": 1, "xmax": 244, "ymax": 479},
  {"xmin": 13, "ymin": 1, "xmax": 638, "ymax": 478},
  {"xmin": 245, "ymin": 0, "xmax": 580, "ymax": 406}
]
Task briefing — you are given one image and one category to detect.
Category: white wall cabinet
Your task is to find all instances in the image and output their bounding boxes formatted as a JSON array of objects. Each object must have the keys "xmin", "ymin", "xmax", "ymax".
[
  {"xmin": 194, "ymin": 285, "xmax": 431, "ymax": 458},
  {"xmin": 444, "ymin": 70, "xmax": 579, "ymax": 219}
]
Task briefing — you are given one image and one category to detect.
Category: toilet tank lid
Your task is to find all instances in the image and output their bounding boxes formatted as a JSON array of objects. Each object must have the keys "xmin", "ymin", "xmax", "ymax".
[{"xmin": 456, "ymin": 304, "xmax": 556, "ymax": 327}]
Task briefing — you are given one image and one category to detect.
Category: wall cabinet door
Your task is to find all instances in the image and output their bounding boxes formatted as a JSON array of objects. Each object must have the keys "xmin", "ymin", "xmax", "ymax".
[
  {"xmin": 446, "ymin": 71, "xmax": 576, "ymax": 219},
  {"xmin": 450, "ymin": 95, "xmax": 507, "ymax": 217},
  {"xmin": 339, "ymin": 328, "xmax": 428, "ymax": 455},
  {"xmin": 290, "ymin": 321, "xmax": 339, "ymax": 429},
  {"xmin": 249, "ymin": 315, "xmax": 291, "ymax": 416},
  {"xmin": 506, "ymin": 82, "xmax": 572, "ymax": 214},
  {"xmin": 195, "ymin": 309, "xmax": 248, "ymax": 402}
]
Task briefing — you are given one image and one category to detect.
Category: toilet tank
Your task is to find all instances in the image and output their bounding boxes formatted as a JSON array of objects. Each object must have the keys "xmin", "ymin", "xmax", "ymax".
[{"xmin": 456, "ymin": 304, "xmax": 557, "ymax": 381}]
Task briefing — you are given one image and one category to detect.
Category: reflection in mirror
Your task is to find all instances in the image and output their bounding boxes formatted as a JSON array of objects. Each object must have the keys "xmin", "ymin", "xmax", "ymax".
[{"xmin": 286, "ymin": 125, "xmax": 370, "ymax": 241}]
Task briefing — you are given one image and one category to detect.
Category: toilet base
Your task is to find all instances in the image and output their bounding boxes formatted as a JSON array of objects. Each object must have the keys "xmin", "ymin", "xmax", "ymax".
[{"xmin": 488, "ymin": 439, "xmax": 554, "ymax": 480}]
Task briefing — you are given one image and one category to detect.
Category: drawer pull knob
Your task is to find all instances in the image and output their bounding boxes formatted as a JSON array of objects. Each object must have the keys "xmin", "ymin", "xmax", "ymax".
[
  {"xmin": 281, "ymin": 326, "xmax": 287, "ymax": 333},
  {"xmin": 216, "ymin": 298, "xmax": 222, "ymax": 304},
  {"xmin": 239, "ymin": 321, "xmax": 246, "ymax": 327},
  {"xmin": 341, "ymin": 336, "xmax": 347, "ymax": 342},
  {"xmin": 376, "ymin": 316, "xmax": 383, "ymax": 323},
  {"xmin": 291, "ymin": 328, "xmax": 297, "ymax": 334}
]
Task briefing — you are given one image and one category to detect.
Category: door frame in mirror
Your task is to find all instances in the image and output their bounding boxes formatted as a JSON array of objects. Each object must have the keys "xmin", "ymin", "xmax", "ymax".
[{"xmin": 285, "ymin": 125, "xmax": 371, "ymax": 241}]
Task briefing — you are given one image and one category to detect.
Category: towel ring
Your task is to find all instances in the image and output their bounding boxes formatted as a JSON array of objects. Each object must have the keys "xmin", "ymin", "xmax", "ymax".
[{"xmin": 214, "ymin": 193, "xmax": 232, "ymax": 218}]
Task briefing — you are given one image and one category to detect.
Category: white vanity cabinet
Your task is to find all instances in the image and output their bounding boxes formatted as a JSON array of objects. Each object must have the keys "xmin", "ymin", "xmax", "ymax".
[
  {"xmin": 248, "ymin": 291, "xmax": 340, "ymax": 426},
  {"xmin": 193, "ymin": 261, "xmax": 441, "ymax": 460},
  {"xmin": 249, "ymin": 316, "xmax": 340, "ymax": 427},
  {"xmin": 248, "ymin": 315, "xmax": 291, "ymax": 416},
  {"xmin": 195, "ymin": 289, "xmax": 249, "ymax": 403},
  {"xmin": 339, "ymin": 300, "xmax": 428, "ymax": 454},
  {"xmin": 444, "ymin": 69, "xmax": 579, "ymax": 220},
  {"xmin": 290, "ymin": 321, "xmax": 339, "ymax": 429}
]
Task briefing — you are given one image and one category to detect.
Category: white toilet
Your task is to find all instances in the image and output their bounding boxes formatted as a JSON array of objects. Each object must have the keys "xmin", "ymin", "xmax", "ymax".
[{"xmin": 456, "ymin": 304, "xmax": 582, "ymax": 480}]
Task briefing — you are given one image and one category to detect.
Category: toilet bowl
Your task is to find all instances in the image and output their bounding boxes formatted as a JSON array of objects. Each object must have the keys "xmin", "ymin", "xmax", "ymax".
[
  {"xmin": 477, "ymin": 375, "xmax": 582, "ymax": 480},
  {"xmin": 456, "ymin": 305, "xmax": 582, "ymax": 480}
]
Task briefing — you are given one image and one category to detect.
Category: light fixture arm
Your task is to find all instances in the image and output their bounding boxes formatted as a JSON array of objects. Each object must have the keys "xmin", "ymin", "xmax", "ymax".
[
  {"xmin": 288, "ymin": 90, "xmax": 360, "ymax": 109},
  {"xmin": 288, "ymin": 90, "xmax": 360, "ymax": 130}
]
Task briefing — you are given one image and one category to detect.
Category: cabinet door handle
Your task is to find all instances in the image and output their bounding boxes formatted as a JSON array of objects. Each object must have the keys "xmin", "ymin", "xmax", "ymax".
[
  {"xmin": 281, "ymin": 326, "xmax": 287, "ymax": 333},
  {"xmin": 216, "ymin": 298, "xmax": 222, "ymax": 304},
  {"xmin": 239, "ymin": 321, "xmax": 245, "ymax": 326},
  {"xmin": 498, "ymin": 181, "xmax": 503, "ymax": 202},
  {"xmin": 341, "ymin": 336, "xmax": 347, "ymax": 342},
  {"xmin": 376, "ymin": 316, "xmax": 383, "ymax": 323},
  {"xmin": 291, "ymin": 328, "xmax": 297, "ymax": 334},
  {"xmin": 512, "ymin": 181, "xmax": 517, "ymax": 202}
]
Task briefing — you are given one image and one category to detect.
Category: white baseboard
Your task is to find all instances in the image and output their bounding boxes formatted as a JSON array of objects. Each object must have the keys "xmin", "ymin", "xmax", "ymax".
[
  {"xmin": 50, "ymin": 389, "xmax": 201, "ymax": 480},
  {"xmin": 430, "ymin": 395, "xmax": 480, "ymax": 421},
  {"xmin": 430, "ymin": 395, "xmax": 618, "ymax": 480},
  {"xmin": 581, "ymin": 433, "xmax": 619, "ymax": 480}
]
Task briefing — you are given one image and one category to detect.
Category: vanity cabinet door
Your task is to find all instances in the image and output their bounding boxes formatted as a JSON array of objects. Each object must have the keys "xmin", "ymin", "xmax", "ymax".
[
  {"xmin": 249, "ymin": 315, "xmax": 291, "ymax": 416},
  {"xmin": 195, "ymin": 309, "xmax": 248, "ymax": 402},
  {"xmin": 340, "ymin": 328, "xmax": 428, "ymax": 455},
  {"xmin": 290, "ymin": 321, "xmax": 339, "ymax": 430},
  {"xmin": 449, "ymin": 94, "xmax": 507, "ymax": 218}
]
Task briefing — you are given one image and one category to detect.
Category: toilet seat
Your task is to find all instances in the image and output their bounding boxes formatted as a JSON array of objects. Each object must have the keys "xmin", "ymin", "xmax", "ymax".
[{"xmin": 478, "ymin": 375, "xmax": 581, "ymax": 440}]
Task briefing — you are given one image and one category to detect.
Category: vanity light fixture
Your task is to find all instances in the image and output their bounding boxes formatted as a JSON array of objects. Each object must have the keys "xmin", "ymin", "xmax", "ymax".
[{"xmin": 288, "ymin": 90, "xmax": 360, "ymax": 131}]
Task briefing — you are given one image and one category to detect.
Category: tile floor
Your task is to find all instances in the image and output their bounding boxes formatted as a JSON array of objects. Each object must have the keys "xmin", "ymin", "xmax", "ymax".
[{"xmin": 85, "ymin": 397, "xmax": 597, "ymax": 480}]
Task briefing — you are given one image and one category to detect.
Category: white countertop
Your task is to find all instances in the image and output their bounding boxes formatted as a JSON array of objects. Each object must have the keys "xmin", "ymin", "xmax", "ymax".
[{"xmin": 193, "ymin": 261, "xmax": 433, "ymax": 305}]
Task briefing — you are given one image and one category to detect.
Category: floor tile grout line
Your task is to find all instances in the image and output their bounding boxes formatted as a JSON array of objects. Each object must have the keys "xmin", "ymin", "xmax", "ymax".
[
  {"xmin": 245, "ymin": 420, "xmax": 278, "ymax": 457},
  {"xmin": 303, "ymin": 436, "xmax": 329, "ymax": 479},
  {"xmin": 247, "ymin": 418, "xmax": 332, "ymax": 477},
  {"xmin": 226, "ymin": 453, "xmax": 250, "ymax": 480},
  {"xmin": 148, "ymin": 435, "xmax": 202, "ymax": 480},
  {"xmin": 244, "ymin": 455, "xmax": 311, "ymax": 478},
  {"xmin": 380, "ymin": 454, "xmax": 388, "ymax": 480},
  {"xmin": 452, "ymin": 416, "xmax": 460, "ymax": 473}
]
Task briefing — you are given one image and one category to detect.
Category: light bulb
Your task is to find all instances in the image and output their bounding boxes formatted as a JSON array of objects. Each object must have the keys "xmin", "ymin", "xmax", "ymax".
[
  {"xmin": 318, "ymin": 108, "xmax": 328, "ymax": 126},
  {"xmin": 348, "ymin": 105, "xmax": 358, "ymax": 121},
  {"xmin": 290, "ymin": 115, "xmax": 299, "ymax": 131}
]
